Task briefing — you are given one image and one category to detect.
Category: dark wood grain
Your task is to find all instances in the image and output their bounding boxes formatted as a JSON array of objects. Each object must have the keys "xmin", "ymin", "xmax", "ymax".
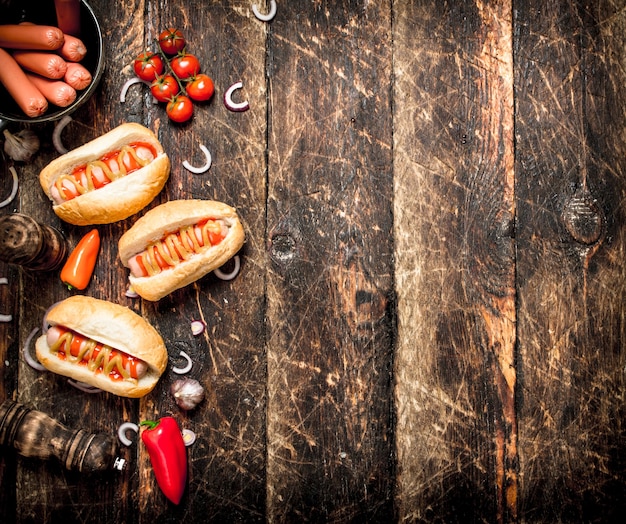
[
  {"xmin": 2, "ymin": 0, "xmax": 626, "ymax": 522},
  {"xmin": 0, "ymin": 255, "xmax": 18, "ymax": 524},
  {"xmin": 393, "ymin": 1, "xmax": 516, "ymax": 522},
  {"xmin": 135, "ymin": 2, "xmax": 268, "ymax": 522},
  {"xmin": 265, "ymin": 1, "xmax": 395, "ymax": 521},
  {"xmin": 515, "ymin": 0, "xmax": 626, "ymax": 522}
]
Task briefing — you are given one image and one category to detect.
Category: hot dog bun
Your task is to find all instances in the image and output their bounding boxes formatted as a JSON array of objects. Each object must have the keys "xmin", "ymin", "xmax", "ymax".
[
  {"xmin": 39, "ymin": 123, "xmax": 170, "ymax": 225},
  {"xmin": 118, "ymin": 199, "xmax": 245, "ymax": 301},
  {"xmin": 35, "ymin": 296, "xmax": 167, "ymax": 397}
]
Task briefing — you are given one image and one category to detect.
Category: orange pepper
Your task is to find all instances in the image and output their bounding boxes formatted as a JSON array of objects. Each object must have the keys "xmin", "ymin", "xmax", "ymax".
[{"xmin": 60, "ymin": 229, "xmax": 100, "ymax": 290}]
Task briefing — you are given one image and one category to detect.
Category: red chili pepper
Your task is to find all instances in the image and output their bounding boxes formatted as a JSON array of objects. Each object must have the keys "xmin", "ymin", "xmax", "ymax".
[
  {"xmin": 140, "ymin": 417, "xmax": 187, "ymax": 504},
  {"xmin": 60, "ymin": 229, "xmax": 100, "ymax": 290}
]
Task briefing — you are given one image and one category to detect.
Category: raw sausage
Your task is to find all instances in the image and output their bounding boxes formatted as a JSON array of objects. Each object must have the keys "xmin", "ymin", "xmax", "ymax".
[
  {"xmin": 12, "ymin": 50, "xmax": 68, "ymax": 79},
  {"xmin": 26, "ymin": 73, "xmax": 76, "ymax": 108},
  {"xmin": 64, "ymin": 62, "xmax": 91, "ymax": 90},
  {"xmin": 0, "ymin": 24, "xmax": 64, "ymax": 50},
  {"xmin": 0, "ymin": 47, "xmax": 48, "ymax": 117},
  {"xmin": 59, "ymin": 34, "xmax": 87, "ymax": 62}
]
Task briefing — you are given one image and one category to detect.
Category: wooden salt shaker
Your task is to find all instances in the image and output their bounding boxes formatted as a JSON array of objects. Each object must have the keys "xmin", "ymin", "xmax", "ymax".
[{"xmin": 0, "ymin": 400, "xmax": 123, "ymax": 472}]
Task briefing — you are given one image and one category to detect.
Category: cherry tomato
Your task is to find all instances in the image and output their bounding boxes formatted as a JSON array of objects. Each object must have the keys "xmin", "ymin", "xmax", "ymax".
[
  {"xmin": 186, "ymin": 74, "xmax": 214, "ymax": 102},
  {"xmin": 171, "ymin": 53, "xmax": 201, "ymax": 79},
  {"xmin": 166, "ymin": 94, "xmax": 194, "ymax": 123},
  {"xmin": 133, "ymin": 52, "xmax": 164, "ymax": 82},
  {"xmin": 150, "ymin": 74, "xmax": 179, "ymax": 102},
  {"xmin": 158, "ymin": 28, "xmax": 186, "ymax": 55}
]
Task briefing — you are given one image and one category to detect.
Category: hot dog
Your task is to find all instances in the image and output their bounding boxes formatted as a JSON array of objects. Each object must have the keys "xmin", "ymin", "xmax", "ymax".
[
  {"xmin": 0, "ymin": 24, "xmax": 65, "ymax": 50},
  {"xmin": 12, "ymin": 50, "xmax": 68, "ymax": 79},
  {"xmin": 118, "ymin": 199, "xmax": 246, "ymax": 301},
  {"xmin": 26, "ymin": 73, "xmax": 76, "ymax": 107},
  {"xmin": 39, "ymin": 123, "xmax": 171, "ymax": 226},
  {"xmin": 59, "ymin": 34, "xmax": 87, "ymax": 62},
  {"xmin": 55, "ymin": 0, "xmax": 81, "ymax": 37},
  {"xmin": 64, "ymin": 61, "xmax": 91, "ymax": 90},
  {"xmin": 35, "ymin": 296, "xmax": 167, "ymax": 398},
  {"xmin": 0, "ymin": 47, "xmax": 48, "ymax": 117}
]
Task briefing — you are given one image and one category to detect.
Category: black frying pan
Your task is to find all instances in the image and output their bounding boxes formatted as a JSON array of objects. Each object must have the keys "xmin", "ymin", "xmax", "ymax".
[{"xmin": 0, "ymin": 0, "xmax": 104, "ymax": 132}]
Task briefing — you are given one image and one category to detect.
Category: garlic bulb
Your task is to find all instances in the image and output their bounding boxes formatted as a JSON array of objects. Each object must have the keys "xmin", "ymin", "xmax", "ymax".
[
  {"xmin": 171, "ymin": 378, "xmax": 205, "ymax": 411},
  {"xmin": 3, "ymin": 129, "xmax": 40, "ymax": 162}
]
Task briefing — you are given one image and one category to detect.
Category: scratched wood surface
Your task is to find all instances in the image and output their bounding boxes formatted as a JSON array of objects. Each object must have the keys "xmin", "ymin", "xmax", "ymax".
[
  {"xmin": 1, "ymin": 1, "xmax": 626, "ymax": 523},
  {"xmin": 393, "ymin": 1, "xmax": 517, "ymax": 522},
  {"xmin": 514, "ymin": 0, "xmax": 626, "ymax": 522}
]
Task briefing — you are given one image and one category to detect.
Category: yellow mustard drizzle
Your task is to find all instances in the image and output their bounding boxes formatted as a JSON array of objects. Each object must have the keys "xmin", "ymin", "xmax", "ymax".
[
  {"xmin": 50, "ymin": 330, "xmax": 135, "ymax": 382},
  {"xmin": 139, "ymin": 220, "xmax": 225, "ymax": 277},
  {"xmin": 54, "ymin": 144, "xmax": 153, "ymax": 201}
]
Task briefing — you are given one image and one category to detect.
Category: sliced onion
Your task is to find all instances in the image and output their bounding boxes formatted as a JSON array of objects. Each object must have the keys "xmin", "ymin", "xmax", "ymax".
[
  {"xmin": 214, "ymin": 255, "xmax": 241, "ymax": 281},
  {"xmin": 117, "ymin": 422, "xmax": 139, "ymax": 446},
  {"xmin": 125, "ymin": 284, "xmax": 139, "ymax": 298},
  {"xmin": 42, "ymin": 300, "xmax": 62, "ymax": 334},
  {"xmin": 0, "ymin": 277, "xmax": 9, "ymax": 319},
  {"xmin": 224, "ymin": 82, "xmax": 250, "ymax": 112},
  {"xmin": 22, "ymin": 327, "xmax": 46, "ymax": 370},
  {"xmin": 120, "ymin": 77, "xmax": 143, "ymax": 103},
  {"xmin": 0, "ymin": 166, "xmax": 19, "ymax": 209},
  {"xmin": 172, "ymin": 350, "xmax": 193, "ymax": 374},
  {"xmin": 67, "ymin": 379, "xmax": 102, "ymax": 394},
  {"xmin": 52, "ymin": 115, "xmax": 72, "ymax": 154},
  {"xmin": 252, "ymin": 0, "xmax": 277, "ymax": 22},
  {"xmin": 181, "ymin": 429, "xmax": 197, "ymax": 446},
  {"xmin": 183, "ymin": 144, "xmax": 212, "ymax": 174},
  {"xmin": 191, "ymin": 320, "xmax": 206, "ymax": 336}
]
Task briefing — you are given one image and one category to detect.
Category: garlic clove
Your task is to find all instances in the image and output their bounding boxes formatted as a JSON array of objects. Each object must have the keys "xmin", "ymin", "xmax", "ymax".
[
  {"xmin": 3, "ymin": 128, "xmax": 40, "ymax": 162},
  {"xmin": 170, "ymin": 378, "xmax": 205, "ymax": 411}
]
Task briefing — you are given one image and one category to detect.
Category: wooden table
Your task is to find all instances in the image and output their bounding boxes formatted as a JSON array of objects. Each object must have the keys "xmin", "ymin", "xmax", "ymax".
[{"xmin": 1, "ymin": 0, "xmax": 625, "ymax": 522}]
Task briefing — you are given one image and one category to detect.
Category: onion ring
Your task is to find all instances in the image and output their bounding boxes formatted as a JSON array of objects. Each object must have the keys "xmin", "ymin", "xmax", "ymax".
[
  {"xmin": 214, "ymin": 255, "xmax": 241, "ymax": 281},
  {"xmin": 22, "ymin": 327, "xmax": 46, "ymax": 370},
  {"xmin": 182, "ymin": 429, "xmax": 197, "ymax": 446},
  {"xmin": 172, "ymin": 350, "xmax": 193, "ymax": 374},
  {"xmin": 191, "ymin": 320, "xmax": 206, "ymax": 336},
  {"xmin": 117, "ymin": 422, "xmax": 139, "ymax": 447},
  {"xmin": 42, "ymin": 300, "xmax": 62, "ymax": 334},
  {"xmin": 120, "ymin": 77, "xmax": 143, "ymax": 103},
  {"xmin": 224, "ymin": 82, "xmax": 250, "ymax": 112},
  {"xmin": 183, "ymin": 144, "xmax": 212, "ymax": 174},
  {"xmin": 0, "ymin": 166, "xmax": 19, "ymax": 209},
  {"xmin": 0, "ymin": 277, "xmax": 12, "ymax": 322},
  {"xmin": 52, "ymin": 115, "xmax": 72, "ymax": 154},
  {"xmin": 252, "ymin": 0, "xmax": 277, "ymax": 22},
  {"xmin": 67, "ymin": 379, "xmax": 102, "ymax": 394}
]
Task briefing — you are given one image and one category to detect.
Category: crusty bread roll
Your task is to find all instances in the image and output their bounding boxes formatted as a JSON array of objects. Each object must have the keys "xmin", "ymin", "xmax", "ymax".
[
  {"xmin": 118, "ymin": 199, "xmax": 245, "ymax": 301},
  {"xmin": 39, "ymin": 123, "xmax": 170, "ymax": 225},
  {"xmin": 35, "ymin": 296, "xmax": 167, "ymax": 398}
]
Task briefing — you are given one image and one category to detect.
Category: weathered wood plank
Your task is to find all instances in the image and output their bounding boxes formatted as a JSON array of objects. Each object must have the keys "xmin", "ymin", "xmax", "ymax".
[
  {"xmin": 265, "ymin": 1, "xmax": 395, "ymax": 521},
  {"xmin": 514, "ymin": 0, "xmax": 626, "ymax": 521},
  {"xmin": 393, "ymin": 0, "xmax": 516, "ymax": 522},
  {"xmin": 134, "ymin": 2, "xmax": 267, "ymax": 522},
  {"xmin": 11, "ymin": 1, "xmax": 146, "ymax": 522},
  {"xmin": 0, "ymin": 254, "xmax": 18, "ymax": 524}
]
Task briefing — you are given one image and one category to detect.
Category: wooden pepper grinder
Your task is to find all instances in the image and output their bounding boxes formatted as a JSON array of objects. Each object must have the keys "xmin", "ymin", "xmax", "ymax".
[
  {"xmin": 0, "ymin": 213, "xmax": 68, "ymax": 271},
  {"xmin": 0, "ymin": 400, "xmax": 124, "ymax": 472}
]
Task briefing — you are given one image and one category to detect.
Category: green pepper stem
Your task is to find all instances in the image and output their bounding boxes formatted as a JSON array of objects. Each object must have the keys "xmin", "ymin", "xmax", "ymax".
[{"xmin": 140, "ymin": 420, "xmax": 159, "ymax": 430}]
